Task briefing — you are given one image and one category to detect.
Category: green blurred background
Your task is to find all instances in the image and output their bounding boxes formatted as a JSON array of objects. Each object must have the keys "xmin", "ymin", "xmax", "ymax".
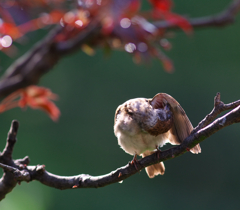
[{"xmin": 1, "ymin": 0, "xmax": 240, "ymax": 209}]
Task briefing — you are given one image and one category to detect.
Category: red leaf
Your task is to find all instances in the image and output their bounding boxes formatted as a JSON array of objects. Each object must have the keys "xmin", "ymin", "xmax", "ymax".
[
  {"xmin": 164, "ymin": 12, "xmax": 192, "ymax": 33},
  {"xmin": 127, "ymin": 0, "xmax": 141, "ymax": 14},
  {"xmin": 0, "ymin": 86, "xmax": 60, "ymax": 121},
  {"xmin": 149, "ymin": 0, "xmax": 172, "ymax": 12}
]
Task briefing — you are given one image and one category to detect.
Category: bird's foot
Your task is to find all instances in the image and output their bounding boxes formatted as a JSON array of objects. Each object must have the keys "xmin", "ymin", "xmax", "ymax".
[
  {"xmin": 130, "ymin": 154, "xmax": 139, "ymax": 170},
  {"xmin": 155, "ymin": 146, "xmax": 161, "ymax": 159}
]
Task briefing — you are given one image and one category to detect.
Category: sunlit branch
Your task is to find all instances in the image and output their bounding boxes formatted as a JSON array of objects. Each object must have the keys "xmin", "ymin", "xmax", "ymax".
[
  {"xmin": 0, "ymin": 93, "xmax": 240, "ymax": 200},
  {"xmin": 0, "ymin": 1, "xmax": 239, "ymax": 98},
  {"xmin": 0, "ymin": 22, "xmax": 101, "ymax": 98}
]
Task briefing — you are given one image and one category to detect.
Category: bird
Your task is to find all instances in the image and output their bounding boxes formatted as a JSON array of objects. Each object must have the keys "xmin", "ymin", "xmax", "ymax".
[{"xmin": 114, "ymin": 93, "xmax": 201, "ymax": 178}]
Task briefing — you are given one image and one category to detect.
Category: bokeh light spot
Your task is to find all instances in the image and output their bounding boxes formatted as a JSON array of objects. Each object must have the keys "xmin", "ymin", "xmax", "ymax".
[
  {"xmin": 120, "ymin": 18, "xmax": 131, "ymax": 29},
  {"xmin": 125, "ymin": 43, "xmax": 136, "ymax": 53},
  {"xmin": 1, "ymin": 35, "xmax": 12, "ymax": 48},
  {"xmin": 60, "ymin": 18, "xmax": 64, "ymax": 27},
  {"xmin": 75, "ymin": 20, "xmax": 83, "ymax": 27}
]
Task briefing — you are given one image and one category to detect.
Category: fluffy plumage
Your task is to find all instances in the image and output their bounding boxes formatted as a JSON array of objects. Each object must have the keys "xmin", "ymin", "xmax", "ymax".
[{"xmin": 114, "ymin": 93, "xmax": 201, "ymax": 178}]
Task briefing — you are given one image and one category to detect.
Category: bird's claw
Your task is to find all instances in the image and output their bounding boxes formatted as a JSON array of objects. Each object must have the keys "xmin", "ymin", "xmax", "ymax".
[
  {"xmin": 155, "ymin": 146, "xmax": 161, "ymax": 159},
  {"xmin": 130, "ymin": 154, "xmax": 139, "ymax": 170}
]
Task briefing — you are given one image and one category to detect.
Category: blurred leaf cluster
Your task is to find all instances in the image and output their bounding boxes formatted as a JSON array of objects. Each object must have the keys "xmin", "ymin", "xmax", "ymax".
[{"xmin": 0, "ymin": 0, "xmax": 240, "ymax": 210}]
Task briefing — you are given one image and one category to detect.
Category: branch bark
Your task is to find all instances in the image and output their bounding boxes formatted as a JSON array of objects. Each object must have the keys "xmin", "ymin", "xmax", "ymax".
[
  {"xmin": 0, "ymin": 22, "xmax": 101, "ymax": 98},
  {"xmin": 0, "ymin": 93, "xmax": 240, "ymax": 200},
  {"xmin": 0, "ymin": 0, "xmax": 239, "ymax": 98}
]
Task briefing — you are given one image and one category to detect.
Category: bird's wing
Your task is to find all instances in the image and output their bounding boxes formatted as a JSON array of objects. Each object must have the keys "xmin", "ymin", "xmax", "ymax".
[{"xmin": 151, "ymin": 93, "xmax": 201, "ymax": 154}]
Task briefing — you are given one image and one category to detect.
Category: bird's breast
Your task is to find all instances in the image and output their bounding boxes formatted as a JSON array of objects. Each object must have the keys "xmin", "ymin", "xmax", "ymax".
[{"xmin": 114, "ymin": 114, "xmax": 168, "ymax": 155}]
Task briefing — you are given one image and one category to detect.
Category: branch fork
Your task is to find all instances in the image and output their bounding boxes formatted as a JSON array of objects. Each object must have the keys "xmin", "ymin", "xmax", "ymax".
[
  {"xmin": 0, "ymin": 93, "xmax": 240, "ymax": 200},
  {"xmin": 0, "ymin": 0, "xmax": 240, "ymax": 202},
  {"xmin": 0, "ymin": 1, "xmax": 239, "ymax": 98}
]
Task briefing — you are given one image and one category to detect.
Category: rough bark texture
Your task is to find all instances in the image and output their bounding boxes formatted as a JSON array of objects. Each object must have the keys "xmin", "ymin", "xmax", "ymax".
[
  {"xmin": 0, "ymin": 0, "xmax": 239, "ymax": 98},
  {"xmin": 0, "ymin": 0, "xmax": 240, "ymax": 201},
  {"xmin": 0, "ymin": 93, "xmax": 240, "ymax": 200}
]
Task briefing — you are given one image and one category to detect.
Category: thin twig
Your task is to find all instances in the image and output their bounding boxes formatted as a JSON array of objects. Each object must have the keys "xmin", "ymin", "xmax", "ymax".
[
  {"xmin": 1, "ymin": 120, "xmax": 19, "ymax": 162},
  {"xmin": 194, "ymin": 92, "xmax": 240, "ymax": 132}
]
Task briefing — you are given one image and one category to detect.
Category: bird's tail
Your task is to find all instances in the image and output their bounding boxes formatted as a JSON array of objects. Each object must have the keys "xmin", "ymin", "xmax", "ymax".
[{"xmin": 141, "ymin": 151, "xmax": 165, "ymax": 178}]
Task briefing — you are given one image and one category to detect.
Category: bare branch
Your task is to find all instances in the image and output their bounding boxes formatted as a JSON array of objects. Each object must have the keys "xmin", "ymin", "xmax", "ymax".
[
  {"xmin": 1, "ymin": 120, "xmax": 19, "ymax": 163},
  {"xmin": 0, "ymin": 120, "xmax": 20, "ymax": 200},
  {"xmin": 194, "ymin": 92, "xmax": 240, "ymax": 132},
  {"xmin": 0, "ymin": 93, "xmax": 239, "ymax": 199},
  {"xmin": 55, "ymin": 21, "xmax": 101, "ymax": 54},
  {"xmin": 0, "ymin": 163, "xmax": 30, "ymax": 181}
]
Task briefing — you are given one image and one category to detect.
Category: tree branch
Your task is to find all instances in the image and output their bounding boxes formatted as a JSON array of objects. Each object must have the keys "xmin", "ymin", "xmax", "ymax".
[
  {"xmin": 153, "ymin": 0, "xmax": 240, "ymax": 29},
  {"xmin": 0, "ymin": 93, "xmax": 240, "ymax": 200},
  {"xmin": 0, "ymin": 120, "xmax": 19, "ymax": 200},
  {"xmin": 0, "ymin": 1, "xmax": 239, "ymax": 99},
  {"xmin": 194, "ymin": 92, "xmax": 240, "ymax": 132},
  {"xmin": 0, "ymin": 22, "xmax": 101, "ymax": 98}
]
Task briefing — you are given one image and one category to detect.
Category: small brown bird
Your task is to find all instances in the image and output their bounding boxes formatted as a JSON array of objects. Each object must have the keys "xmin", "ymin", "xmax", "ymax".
[{"xmin": 114, "ymin": 93, "xmax": 201, "ymax": 178}]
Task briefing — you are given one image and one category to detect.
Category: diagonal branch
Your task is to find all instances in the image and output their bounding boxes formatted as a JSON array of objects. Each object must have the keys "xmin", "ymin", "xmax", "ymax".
[
  {"xmin": 0, "ymin": 22, "xmax": 101, "ymax": 98},
  {"xmin": 194, "ymin": 92, "xmax": 240, "ymax": 132},
  {"xmin": 0, "ymin": 93, "xmax": 240, "ymax": 199},
  {"xmin": 153, "ymin": 0, "xmax": 240, "ymax": 29},
  {"xmin": 0, "ymin": 1, "xmax": 239, "ymax": 99}
]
